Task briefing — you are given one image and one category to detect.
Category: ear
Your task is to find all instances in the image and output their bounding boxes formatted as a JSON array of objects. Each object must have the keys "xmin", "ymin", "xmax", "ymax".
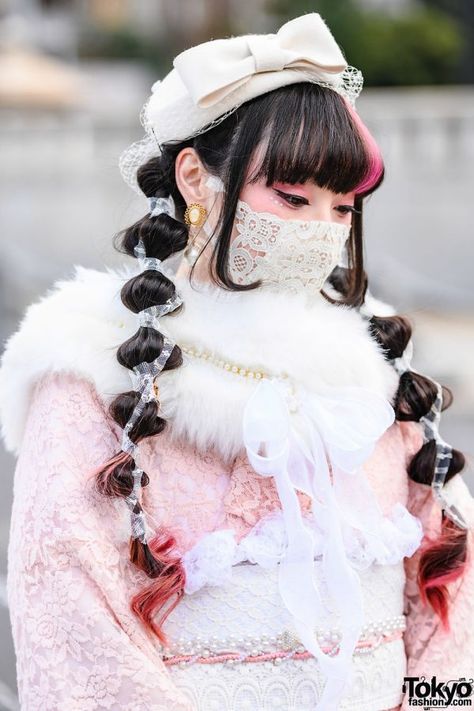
[{"xmin": 175, "ymin": 147, "xmax": 213, "ymax": 208}]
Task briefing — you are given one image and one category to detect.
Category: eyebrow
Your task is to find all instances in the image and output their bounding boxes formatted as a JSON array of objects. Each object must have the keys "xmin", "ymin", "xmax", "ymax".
[
  {"xmin": 273, "ymin": 183, "xmax": 357, "ymax": 204},
  {"xmin": 272, "ymin": 181, "xmax": 310, "ymax": 197}
]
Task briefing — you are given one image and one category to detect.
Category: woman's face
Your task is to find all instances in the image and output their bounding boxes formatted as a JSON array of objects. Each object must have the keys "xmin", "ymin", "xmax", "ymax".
[{"xmin": 175, "ymin": 144, "xmax": 357, "ymax": 283}]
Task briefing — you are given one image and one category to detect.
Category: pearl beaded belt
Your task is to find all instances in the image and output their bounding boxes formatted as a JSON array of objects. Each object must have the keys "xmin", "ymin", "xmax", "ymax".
[{"xmin": 162, "ymin": 614, "xmax": 406, "ymax": 668}]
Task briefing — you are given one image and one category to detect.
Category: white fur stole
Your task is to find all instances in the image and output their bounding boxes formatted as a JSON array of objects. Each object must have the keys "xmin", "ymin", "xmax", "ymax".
[{"xmin": 0, "ymin": 264, "xmax": 399, "ymax": 461}]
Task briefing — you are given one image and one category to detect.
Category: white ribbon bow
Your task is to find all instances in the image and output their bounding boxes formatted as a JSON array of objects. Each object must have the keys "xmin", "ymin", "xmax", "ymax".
[
  {"xmin": 173, "ymin": 13, "xmax": 347, "ymax": 108},
  {"xmin": 242, "ymin": 377, "xmax": 395, "ymax": 710}
]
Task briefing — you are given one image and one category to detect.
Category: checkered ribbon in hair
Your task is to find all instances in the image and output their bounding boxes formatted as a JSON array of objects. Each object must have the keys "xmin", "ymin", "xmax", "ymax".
[
  {"xmin": 392, "ymin": 340, "xmax": 467, "ymax": 530},
  {"xmin": 121, "ymin": 202, "xmax": 182, "ymax": 542},
  {"xmin": 122, "ymin": 337, "xmax": 176, "ymax": 543}
]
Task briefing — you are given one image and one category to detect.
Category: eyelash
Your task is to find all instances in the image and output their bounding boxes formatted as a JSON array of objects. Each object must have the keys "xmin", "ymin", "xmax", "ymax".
[
  {"xmin": 274, "ymin": 189, "xmax": 361, "ymax": 214},
  {"xmin": 336, "ymin": 205, "xmax": 360, "ymax": 215}
]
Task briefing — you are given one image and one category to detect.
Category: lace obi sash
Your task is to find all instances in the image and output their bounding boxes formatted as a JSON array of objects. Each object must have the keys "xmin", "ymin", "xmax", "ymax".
[
  {"xmin": 156, "ymin": 510, "xmax": 421, "ymax": 710},
  {"xmin": 159, "ymin": 555, "xmax": 408, "ymax": 711}
]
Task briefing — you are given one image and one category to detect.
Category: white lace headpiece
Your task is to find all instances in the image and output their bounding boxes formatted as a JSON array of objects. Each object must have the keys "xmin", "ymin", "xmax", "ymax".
[{"xmin": 119, "ymin": 12, "xmax": 364, "ymax": 194}]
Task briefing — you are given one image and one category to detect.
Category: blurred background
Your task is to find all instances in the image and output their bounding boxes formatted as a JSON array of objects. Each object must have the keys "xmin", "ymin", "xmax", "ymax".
[{"xmin": 0, "ymin": 0, "xmax": 473, "ymax": 706}]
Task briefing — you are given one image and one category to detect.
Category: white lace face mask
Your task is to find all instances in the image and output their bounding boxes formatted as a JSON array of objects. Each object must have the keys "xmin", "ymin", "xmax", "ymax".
[
  {"xmin": 228, "ymin": 200, "xmax": 350, "ymax": 299},
  {"xmin": 204, "ymin": 176, "xmax": 350, "ymax": 300}
]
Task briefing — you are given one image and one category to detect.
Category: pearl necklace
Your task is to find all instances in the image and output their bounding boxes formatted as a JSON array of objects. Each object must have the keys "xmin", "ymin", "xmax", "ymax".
[
  {"xmin": 180, "ymin": 343, "xmax": 283, "ymax": 382},
  {"xmin": 180, "ymin": 343, "xmax": 303, "ymax": 415}
]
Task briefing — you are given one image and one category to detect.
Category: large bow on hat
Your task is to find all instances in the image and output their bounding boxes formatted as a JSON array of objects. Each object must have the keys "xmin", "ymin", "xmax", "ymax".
[{"xmin": 173, "ymin": 13, "xmax": 348, "ymax": 108}]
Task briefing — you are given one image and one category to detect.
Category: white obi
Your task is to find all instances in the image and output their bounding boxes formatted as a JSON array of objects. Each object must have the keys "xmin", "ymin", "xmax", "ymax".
[{"xmin": 160, "ymin": 560, "xmax": 407, "ymax": 711}]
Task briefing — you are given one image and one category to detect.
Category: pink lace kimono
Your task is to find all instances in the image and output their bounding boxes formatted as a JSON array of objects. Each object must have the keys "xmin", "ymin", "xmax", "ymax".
[{"xmin": 6, "ymin": 370, "xmax": 474, "ymax": 711}]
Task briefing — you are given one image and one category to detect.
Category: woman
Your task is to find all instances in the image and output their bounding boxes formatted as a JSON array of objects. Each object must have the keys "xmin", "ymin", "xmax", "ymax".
[{"xmin": 1, "ymin": 12, "xmax": 473, "ymax": 711}]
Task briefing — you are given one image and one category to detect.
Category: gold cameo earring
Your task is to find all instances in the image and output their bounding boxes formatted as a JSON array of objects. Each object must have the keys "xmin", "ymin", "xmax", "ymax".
[
  {"xmin": 184, "ymin": 203, "xmax": 208, "ymax": 227},
  {"xmin": 183, "ymin": 203, "xmax": 209, "ymax": 265}
]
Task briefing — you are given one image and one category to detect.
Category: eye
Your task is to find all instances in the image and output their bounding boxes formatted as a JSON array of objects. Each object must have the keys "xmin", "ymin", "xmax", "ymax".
[
  {"xmin": 273, "ymin": 189, "xmax": 309, "ymax": 207},
  {"xmin": 335, "ymin": 204, "xmax": 361, "ymax": 215}
]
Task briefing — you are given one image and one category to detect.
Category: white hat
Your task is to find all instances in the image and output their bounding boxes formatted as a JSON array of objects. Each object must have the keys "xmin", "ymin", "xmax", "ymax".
[{"xmin": 119, "ymin": 13, "xmax": 363, "ymax": 193}]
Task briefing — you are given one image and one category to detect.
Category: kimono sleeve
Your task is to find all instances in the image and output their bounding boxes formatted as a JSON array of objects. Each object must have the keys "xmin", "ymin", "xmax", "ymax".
[
  {"xmin": 6, "ymin": 370, "xmax": 193, "ymax": 711},
  {"xmin": 399, "ymin": 421, "xmax": 474, "ymax": 710}
]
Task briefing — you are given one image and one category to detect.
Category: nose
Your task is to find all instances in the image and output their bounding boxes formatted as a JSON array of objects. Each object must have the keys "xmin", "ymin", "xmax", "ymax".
[{"xmin": 310, "ymin": 196, "xmax": 333, "ymax": 223}]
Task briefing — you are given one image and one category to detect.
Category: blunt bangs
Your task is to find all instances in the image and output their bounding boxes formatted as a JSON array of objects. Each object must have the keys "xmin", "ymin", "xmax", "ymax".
[{"xmin": 246, "ymin": 83, "xmax": 378, "ymax": 195}]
